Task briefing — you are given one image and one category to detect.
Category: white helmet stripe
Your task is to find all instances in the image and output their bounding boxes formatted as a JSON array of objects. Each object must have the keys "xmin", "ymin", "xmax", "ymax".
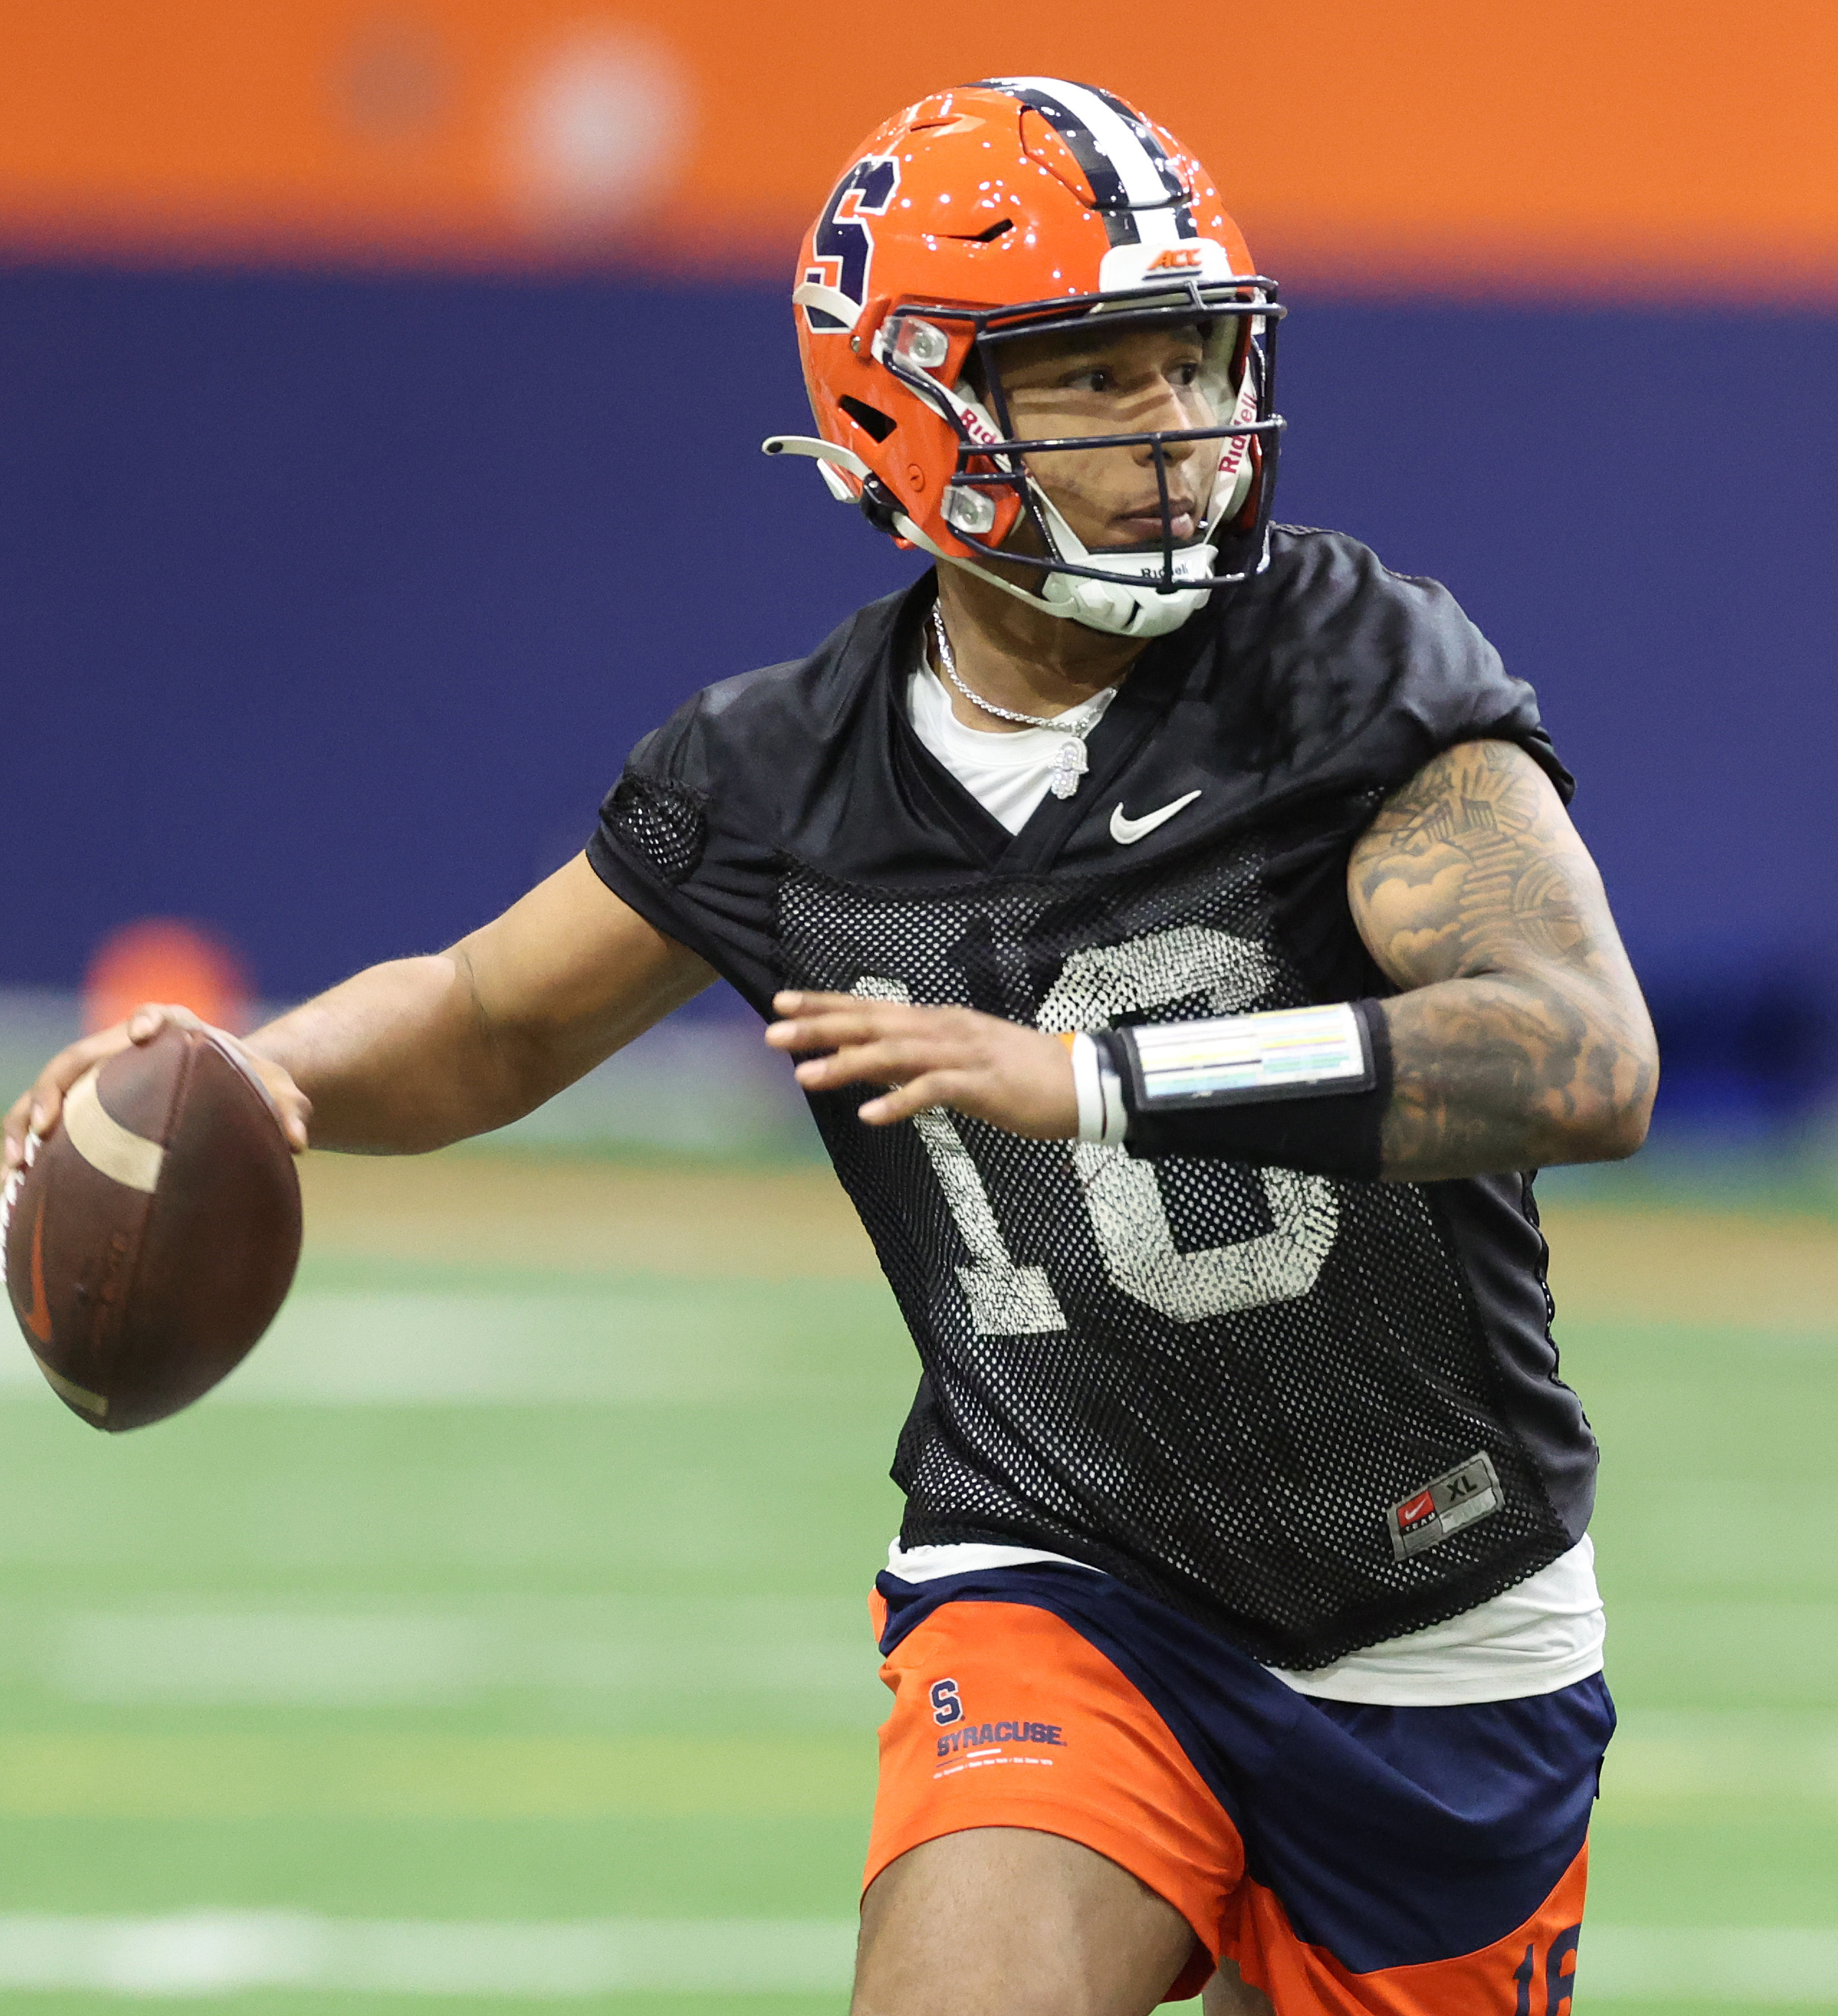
[
  {"xmin": 988, "ymin": 76, "xmax": 1182, "ymax": 211},
  {"xmin": 1131, "ymin": 203, "xmax": 1185, "ymax": 249}
]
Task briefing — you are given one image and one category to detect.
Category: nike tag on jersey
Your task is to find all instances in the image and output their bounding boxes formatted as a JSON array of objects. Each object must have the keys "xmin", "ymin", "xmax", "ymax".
[
  {"xmin": 1110, "ymin": 791, "xmax": 1200, "ymax": 845},
  {"xmin": 1126, "ymin": 1002, "xmax": 1374, "ymax": 1109},
  {"xmin": 1388, "ymin": 1453, "xmax": 1504, "ymax": 1559}
]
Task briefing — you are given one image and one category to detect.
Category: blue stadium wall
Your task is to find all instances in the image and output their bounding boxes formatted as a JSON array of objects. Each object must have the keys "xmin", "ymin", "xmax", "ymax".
[{"xmin": 4, "ymin": 267, "xmax": 1834, "ymax": 1119}]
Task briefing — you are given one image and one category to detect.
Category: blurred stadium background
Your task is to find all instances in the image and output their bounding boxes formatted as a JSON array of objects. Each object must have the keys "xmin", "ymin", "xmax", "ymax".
[{"xmin": 1, "ymin": 2, "xmax": 1834, "ymax": 2007}]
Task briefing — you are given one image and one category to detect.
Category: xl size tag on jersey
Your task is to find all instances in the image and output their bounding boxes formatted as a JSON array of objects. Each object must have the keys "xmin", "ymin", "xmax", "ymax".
[
  {"xmin": 1126, "ymin": 1002, "xmax": 1373, "ymax": 1109},
  {"xmin": 1387, "ymin": 1453, "xmax": 1503, "ymax": 1559}
]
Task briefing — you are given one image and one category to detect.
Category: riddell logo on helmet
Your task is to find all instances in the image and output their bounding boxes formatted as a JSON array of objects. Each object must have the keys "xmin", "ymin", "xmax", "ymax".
[{"xmin": 960, "ymin": 406, "xmax": 1002, "ymax": 449}]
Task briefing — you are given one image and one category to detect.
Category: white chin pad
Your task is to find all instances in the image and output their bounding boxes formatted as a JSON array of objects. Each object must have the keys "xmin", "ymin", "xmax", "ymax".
[
  {"xmin": 1040, "ymin": 567, "xmax": 1213, "ymax": 639},
  {"xmin": 1030, "ymin": 484, "xmax": 1218, "ymax": 638}
]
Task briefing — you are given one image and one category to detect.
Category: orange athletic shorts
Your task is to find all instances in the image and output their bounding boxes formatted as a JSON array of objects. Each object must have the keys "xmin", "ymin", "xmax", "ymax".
[{"xmin": 865, "ymin": 1564, "xmax": 1609, "ymax": 2012}]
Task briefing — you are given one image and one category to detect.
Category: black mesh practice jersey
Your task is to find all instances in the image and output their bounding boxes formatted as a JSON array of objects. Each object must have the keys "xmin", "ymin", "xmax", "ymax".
[{"xmin": 587, "ymin": 527, "xmax": 1596, "ymax": 1670}]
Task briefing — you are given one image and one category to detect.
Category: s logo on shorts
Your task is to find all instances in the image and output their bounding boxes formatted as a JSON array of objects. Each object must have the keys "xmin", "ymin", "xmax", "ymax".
[{"xmin": 929, "ymin": 1677, "xmax": 963, "ymax": 1726}]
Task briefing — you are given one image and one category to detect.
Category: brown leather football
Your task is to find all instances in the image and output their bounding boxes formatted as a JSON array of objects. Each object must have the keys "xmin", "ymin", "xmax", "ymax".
[{"xmin": 1, "ymin": 1025, "xmax": 301, "ymax": 1430}]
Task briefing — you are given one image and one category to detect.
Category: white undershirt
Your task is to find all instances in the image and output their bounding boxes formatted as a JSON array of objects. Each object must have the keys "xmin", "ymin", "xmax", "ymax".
[
  {"xmin": 886, "ymin": 1538, "xmax": 1604, "ymax": 1708},
  {"xmin": 907, "ymin": 664, "xmax": 1121, "ymax": 833},
  {"xmin": 898, "ymin": 663, "xmax": 1605, "ymax": 1707}
]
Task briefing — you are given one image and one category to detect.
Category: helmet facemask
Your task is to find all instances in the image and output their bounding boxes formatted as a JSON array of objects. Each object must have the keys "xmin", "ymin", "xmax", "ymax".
[{"xmin": 881, "ymin": 282, "xmax": 1285, "ymax": 639}]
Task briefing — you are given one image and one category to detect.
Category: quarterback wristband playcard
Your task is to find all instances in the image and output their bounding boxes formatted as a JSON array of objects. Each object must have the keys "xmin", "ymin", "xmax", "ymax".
[{"xmin": 1118, "ymin": 1002, "xmax": 1375, "ymax": 1112}]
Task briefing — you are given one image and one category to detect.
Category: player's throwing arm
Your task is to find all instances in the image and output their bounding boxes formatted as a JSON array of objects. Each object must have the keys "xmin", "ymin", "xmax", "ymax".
[{"xmin": 2, "ymin": 856, "xmax": 718, "ymax": 1193}]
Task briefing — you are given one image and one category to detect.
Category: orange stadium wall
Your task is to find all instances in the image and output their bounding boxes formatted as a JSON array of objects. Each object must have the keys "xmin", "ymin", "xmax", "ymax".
[
  {"xmin": 4, "ymin": 5, "xmax": 1836, "ymax": 1130},
  {"xmin": 2, "ymin": 0, "xmax": 1834, "ymax": 299}
]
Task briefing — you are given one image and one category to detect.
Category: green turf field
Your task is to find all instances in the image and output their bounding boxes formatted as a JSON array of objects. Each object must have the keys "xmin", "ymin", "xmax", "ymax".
[{"xmin": 0, "ymin": 1151, "xmax": 1831, "ymax": 2010}]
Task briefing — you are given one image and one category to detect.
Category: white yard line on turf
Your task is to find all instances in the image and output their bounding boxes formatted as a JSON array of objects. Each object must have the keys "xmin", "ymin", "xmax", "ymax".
[
  {"xmin": 0, "ymin": 1920, "xmax": 1831, "ymax": 2000},
  {"xmin": 0, "ymin": 1916, "xmax": 858, "ymax": 1996}
]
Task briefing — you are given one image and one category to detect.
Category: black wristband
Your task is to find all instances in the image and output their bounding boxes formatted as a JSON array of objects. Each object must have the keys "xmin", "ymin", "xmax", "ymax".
[{"xmin": 1095, "ymin": 999, "xmax": 1394, "ymax": 1181}]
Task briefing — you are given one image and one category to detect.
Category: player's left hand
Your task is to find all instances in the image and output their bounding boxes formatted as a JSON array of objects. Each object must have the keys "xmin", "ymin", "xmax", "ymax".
[{"xmin": 766, "ymin": 991, "xmax": 1077, "ymax": 1138}]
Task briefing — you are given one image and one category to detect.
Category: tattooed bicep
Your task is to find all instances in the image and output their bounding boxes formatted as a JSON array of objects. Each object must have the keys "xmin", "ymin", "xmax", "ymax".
[{"xmin": 1348, "ymin": 740, "xmax": 1615, "ymax": 992}]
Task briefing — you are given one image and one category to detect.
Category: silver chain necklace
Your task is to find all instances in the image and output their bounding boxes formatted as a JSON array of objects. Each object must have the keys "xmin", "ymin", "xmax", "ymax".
[{"xmin": 929, "ymin": 607, "xmax": 1106, "ymax": 799}]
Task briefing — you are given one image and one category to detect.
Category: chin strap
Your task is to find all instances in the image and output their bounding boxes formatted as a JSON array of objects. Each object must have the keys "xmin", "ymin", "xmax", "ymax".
[
  {"xmin": 761, "ymin": 433, "xmax": 874, "ymax": 504},
  {"xmin": 761, "ymin": 434, "xmax": 1226, "ymax": 641},
  {"xmin": 890, "ymin": 508, "xmax": 1208, "ymax": 640}
]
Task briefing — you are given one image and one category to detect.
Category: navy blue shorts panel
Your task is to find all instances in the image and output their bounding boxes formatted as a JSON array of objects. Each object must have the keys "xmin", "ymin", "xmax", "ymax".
[{"xmin": 876, "ymin": 1564, "xmax": 1614, "ymax": 1976}]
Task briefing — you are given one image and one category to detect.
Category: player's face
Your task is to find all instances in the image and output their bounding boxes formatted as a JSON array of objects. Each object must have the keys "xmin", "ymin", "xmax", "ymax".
[{"xmin": 991, "ymin": 321, "xmax": 1239, "ymax": 551}]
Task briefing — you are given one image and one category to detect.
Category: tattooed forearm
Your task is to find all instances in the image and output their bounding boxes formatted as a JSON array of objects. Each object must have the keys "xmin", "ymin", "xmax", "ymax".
[{"xmin": 1347, "ymin": 740, "xmax": 1658, "ymax": 1181}]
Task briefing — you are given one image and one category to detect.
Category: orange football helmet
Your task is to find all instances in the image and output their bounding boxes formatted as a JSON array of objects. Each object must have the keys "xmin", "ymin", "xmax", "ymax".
[{"xmin": 764, "ymin": 78, "xmax": 1285, "ymax": 639}]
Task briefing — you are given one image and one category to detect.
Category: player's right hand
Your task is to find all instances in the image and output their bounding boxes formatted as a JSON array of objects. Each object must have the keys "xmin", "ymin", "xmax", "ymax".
[{"xmin": 1, "ymin": 1003, "xmax": 312, "ymax": 1174}]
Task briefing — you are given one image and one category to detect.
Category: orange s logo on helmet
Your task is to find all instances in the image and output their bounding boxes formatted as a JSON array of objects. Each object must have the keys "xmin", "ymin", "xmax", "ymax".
[{"xmin": 802, "ymin": 155, "xmax": 901, "ymax": 334}]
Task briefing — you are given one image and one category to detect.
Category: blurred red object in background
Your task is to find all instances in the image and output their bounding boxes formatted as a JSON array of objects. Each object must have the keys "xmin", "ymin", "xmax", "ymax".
[{"xmin": 83, "ymin": 920, "xmax": 252, "ymax": 1035}]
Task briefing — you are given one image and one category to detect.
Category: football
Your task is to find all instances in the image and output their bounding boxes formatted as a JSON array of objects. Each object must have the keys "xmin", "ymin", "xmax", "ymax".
[{"xmin": 1, "ymin": 1024, "xmax": 301, "ymax": 1430}]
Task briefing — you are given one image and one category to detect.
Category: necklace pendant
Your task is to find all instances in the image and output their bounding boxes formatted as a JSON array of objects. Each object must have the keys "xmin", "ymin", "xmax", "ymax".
[{"xmin": 1049, "ymin": 736, "xmax": 1088, "ymax": 799}]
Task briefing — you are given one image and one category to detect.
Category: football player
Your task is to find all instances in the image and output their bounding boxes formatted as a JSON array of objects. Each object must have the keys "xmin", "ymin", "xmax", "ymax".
[{"xmin": 7, "ymin": 80, "xmax": 1655, "ymax": 2016}]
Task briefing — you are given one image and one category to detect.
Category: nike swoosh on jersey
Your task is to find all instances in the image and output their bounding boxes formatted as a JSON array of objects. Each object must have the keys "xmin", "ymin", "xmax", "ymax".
[
  {"xmin": 1110, "ymin": 790, "xmax": 1202, "ymax": 845},
  {"xmin": 22, "ymin": 1198, "xmax": 53, "ymax": 1345}
]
